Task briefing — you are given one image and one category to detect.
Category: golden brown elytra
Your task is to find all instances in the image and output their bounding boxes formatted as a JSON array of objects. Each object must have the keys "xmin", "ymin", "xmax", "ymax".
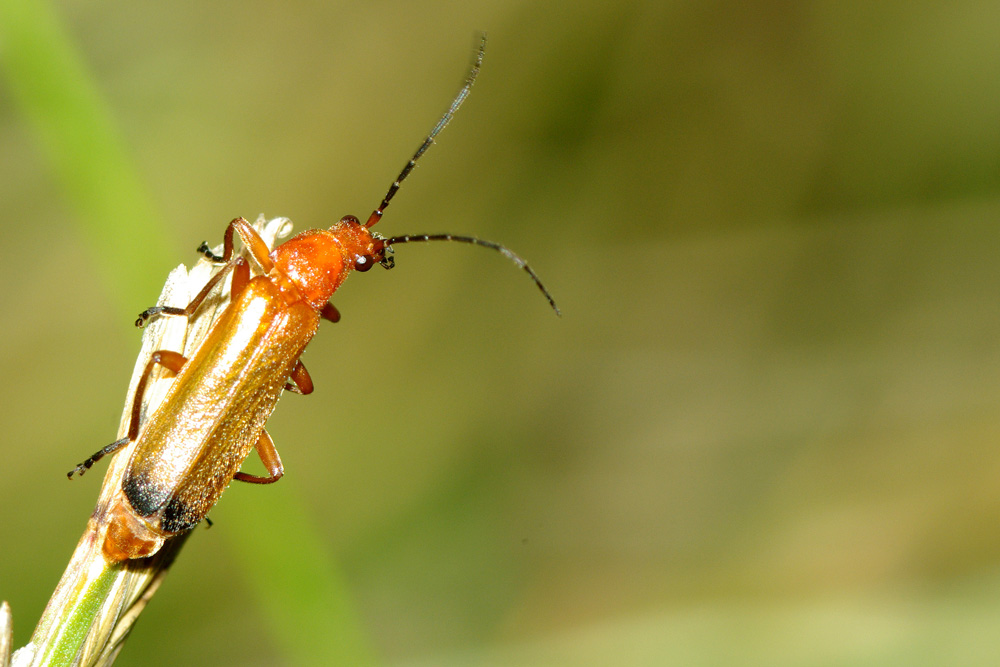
[{"xmin": 68, "ymin": 37, "xmax": 559, "ymax": 562}]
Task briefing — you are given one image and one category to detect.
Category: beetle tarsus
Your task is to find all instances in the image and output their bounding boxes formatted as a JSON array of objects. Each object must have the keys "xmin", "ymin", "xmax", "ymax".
[
  {"xmin": 136, "ymin": 305, "xmax": 189, "ymax": 328},
  {"xmin": 68, "ymin": 456, "xmax": 100, "ymax": 478},
  {"xmin": 68, "ymin": 436, "xmax": 131, "ymax": 479},
  {"xmin": 136, "ymin": 307, "xmax": 162, "ymax": 327},
  {"xmin": 197, "ymin": 241, "xmax": 225, "ymax": 263}
]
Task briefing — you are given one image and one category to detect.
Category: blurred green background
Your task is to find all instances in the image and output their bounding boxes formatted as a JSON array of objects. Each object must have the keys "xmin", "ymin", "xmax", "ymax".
[{"xmin": 4, "ymin": 0, "xmax": 1000, "ymax": 664}]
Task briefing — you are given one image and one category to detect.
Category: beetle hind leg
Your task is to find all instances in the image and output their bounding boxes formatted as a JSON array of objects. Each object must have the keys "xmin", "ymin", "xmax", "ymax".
[
  {"xmin": 68, "ymin": 350, "xmax": 188, "ymax": 479},
  {"xmin": 283, "ymin": 360, "xmax": 314, "ymax": 395},
  {"xmin": 67, "ymin": 436, "xmax": 131, "ymax": 479},
  {"xmin": 233, "ymin": 429, "xmax": 284, "ymax": 484}
]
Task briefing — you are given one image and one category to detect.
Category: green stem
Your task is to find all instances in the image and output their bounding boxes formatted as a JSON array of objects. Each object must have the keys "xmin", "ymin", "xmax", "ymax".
[{"xmin": 31, "ymin": 568, "xmax": 116, "ymax": 666}]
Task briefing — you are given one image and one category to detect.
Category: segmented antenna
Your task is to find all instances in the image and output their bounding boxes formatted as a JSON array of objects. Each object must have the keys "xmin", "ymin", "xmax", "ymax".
[
  {"xmin": 366, "ymin": 35, "xmax": 560, "ymax": 316},
  {"xmin": 365, "ymin": 35, "xmax": 486, "ymax": 229},
  {"xmin": 385, "ymin": 233, "xmax": 561, "ymax": 315}
]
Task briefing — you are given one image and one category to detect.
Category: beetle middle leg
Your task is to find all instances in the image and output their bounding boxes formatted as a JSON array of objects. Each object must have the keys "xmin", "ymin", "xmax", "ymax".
[
  {"xmin": 233, "ymin": 430, "xmax": 284, "ymax": 484},
  {"xmin": 68, "ymin": 350, "xmax": 189, "ymax": 479}
]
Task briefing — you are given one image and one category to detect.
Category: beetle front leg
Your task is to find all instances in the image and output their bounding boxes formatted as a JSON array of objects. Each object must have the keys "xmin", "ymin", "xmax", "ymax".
[
  {"xmin": 135, "ymin": 256, "xmax": 246, "ymax": 327},
  {"xmin": 136, "ymin": 215, "xmax": 274, "ymax": 328}
]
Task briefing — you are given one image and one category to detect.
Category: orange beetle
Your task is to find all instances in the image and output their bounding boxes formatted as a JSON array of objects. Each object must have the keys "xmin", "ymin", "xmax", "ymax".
[{"xmin": 69, "ymin": 38, "xmax": 558, "ymax": 562}]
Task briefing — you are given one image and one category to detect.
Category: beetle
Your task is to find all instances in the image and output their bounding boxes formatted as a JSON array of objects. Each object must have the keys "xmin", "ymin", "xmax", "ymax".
[{"xmin": 68, "ymin": 37, "xmax": 558, "ymax": 562}]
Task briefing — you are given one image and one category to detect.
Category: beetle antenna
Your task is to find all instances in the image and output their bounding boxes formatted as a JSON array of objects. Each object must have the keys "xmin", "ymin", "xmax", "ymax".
[
  {"xmin": 385, "ymin": 233, "xmax": 560, "ymax": 316},
  {"xmin": 365, "ymin": 35, "xmax": 486, "ymax": 229}
]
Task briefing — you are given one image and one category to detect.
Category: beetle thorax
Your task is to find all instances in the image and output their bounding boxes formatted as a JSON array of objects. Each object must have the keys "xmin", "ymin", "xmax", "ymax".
[{"xmin": 269, "ymin": 218, "xmax": 376, "ymax": 310}]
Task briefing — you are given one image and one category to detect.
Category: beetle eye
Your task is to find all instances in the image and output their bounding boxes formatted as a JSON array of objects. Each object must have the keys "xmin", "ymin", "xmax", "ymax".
[{"xmin": 354, "ymin": 256, "xmax": 374, "ymax": 272}]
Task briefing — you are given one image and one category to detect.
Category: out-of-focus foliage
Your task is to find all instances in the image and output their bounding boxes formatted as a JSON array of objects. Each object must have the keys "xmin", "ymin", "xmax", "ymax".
[{"xmin": 4, "ymin": 1, "xmax": 1000, "ymax": 665}]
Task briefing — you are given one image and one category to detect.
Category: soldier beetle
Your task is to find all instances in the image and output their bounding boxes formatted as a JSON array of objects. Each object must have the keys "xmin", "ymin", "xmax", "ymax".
[{"xmin": 68, "ymin": 37, "xmax": 558, "ymax": 562}]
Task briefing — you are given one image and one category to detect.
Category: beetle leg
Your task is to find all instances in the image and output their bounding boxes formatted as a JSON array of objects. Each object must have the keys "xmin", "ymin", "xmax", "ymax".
[
  {"xmin": 233, "ymin": 430, "xmax": 284, "ymax": 484},
  {"xmin": 68, "ymin": 350, "xmax": 188, "ymax": 478},
  {"xmin": 197, "ymin": 217, "xmax": 264, "ymax": 264},
  {"xmin": 282, "ymin": 360, "xmax": 314, "ymax": 395},
  {"xmin": 66, "ymin": 436, "xmax": 131, "ymax": 480},
  {"xmin": 196, "ymin": 241, "xmax": 225, "ymax": 263},
  {"xmin": 213, "ymin": 217, "xmax": 254, "ymax": 263},
  {"xmin": 230, "ymin": 255, "xmax": 251, "ymax": 297},
  {"xmin": 227, "ymin": 217, "xmax": 275, "ymax": 272},
  {"xmin": 135, "ymin": 256, "xmax": 245, "ymax": 327},
  {"xmin": 320, "ymin": 302, "xmax": 341, "ymax": 323},
  {"xmin": 125, "ymin": 351, "xmax": 187, "ymax": 443},
  {"xmin": 137, "ymin": 216, "xmax": 276, "ymax": 328}
]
